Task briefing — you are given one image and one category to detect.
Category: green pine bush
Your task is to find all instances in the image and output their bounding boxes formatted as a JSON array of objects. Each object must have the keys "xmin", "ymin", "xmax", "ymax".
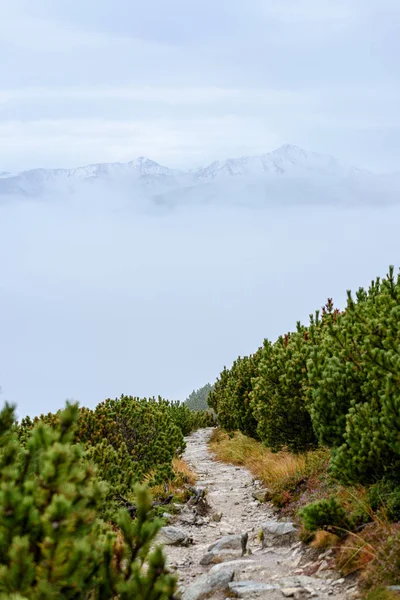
[
  {"xmin": 15, "ymin": 394, "xmax": 214, "ymax": 516},
  {"xmin": 225, "ymin": 352, "xmax": 261, "ymax": 438},
  {"xmin": 158, "ymin": 398, "xmax": 215, "ymax": 436},
  {"xmin": 208, "ymin": 352, "xmax": 261, "ymax": 438},
  {"xmin": 251, "ymin": 322, "xmax": 318, "ymax": 453},
  {"xmin": 368, "ymin": 480, "xmax": 400, "ymax": 522},
  {"xmin": 0, "ymin": 402, "xmax": 176, "ymax": 599},
  {"xmin": 299, "ymin": 497, "xmax": 351, "ymax": 536},
  {"xmin": 308, "ymin": 268, "xmax": 400, "ymax": 483},
  {"xmin": 207, "ymin": 366, "xmax": 235, "ymax": 430}
]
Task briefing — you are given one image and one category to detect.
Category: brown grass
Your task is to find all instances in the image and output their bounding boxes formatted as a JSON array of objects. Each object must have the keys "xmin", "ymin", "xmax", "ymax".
[
  {"xmin": 337, "ymin": 520, "xmax": 400, "ymax": 585},
  {"xmin": 172, "ymin": 457, "xmax": 197, "ymax": 487},
  {"xmin": 148, "ymin": 457, "xmax": 197, "ymax": 503},
  {"xmin": 310, "ymin": 530, "xmax": 341, "ymax": 549},
  {"xmin": 209, "ymin": 428, "xmax": 329, "ymax": 494}
]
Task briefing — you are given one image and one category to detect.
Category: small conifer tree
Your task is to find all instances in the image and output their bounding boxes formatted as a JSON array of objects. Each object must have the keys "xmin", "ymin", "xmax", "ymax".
[{"xmin": 0, "ymin": 402, "xmax": 176, "ymax": 599}]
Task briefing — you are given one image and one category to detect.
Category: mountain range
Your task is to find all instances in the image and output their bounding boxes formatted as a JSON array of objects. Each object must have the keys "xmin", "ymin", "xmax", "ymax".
[{"xmin": 1, "ymin": 144, "xmax": 399, "ymax": 207}]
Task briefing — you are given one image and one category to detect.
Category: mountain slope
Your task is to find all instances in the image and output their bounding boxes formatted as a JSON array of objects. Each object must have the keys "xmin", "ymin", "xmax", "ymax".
[
  {"xmin": 0, "ymin": 145, "xmax": 395, "ymax": 207},
  {"xmin": 193, "ymin": 144, "xmax": 368, "ymax": 180},
  {"xmin": 0, "ymin": 157, "xmax": 183, "ymax": 195}
]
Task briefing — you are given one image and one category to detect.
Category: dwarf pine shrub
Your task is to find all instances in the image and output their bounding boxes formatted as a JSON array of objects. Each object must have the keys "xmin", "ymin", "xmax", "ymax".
[{"xmin": 0, "ymin": 402, "xmax": 176, "ymax": 599}]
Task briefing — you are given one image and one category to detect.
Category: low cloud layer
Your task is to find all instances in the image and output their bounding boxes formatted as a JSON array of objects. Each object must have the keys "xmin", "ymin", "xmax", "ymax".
[{"xmin": 1, "ymin": 196, "xmax": 399, "ymax": 418}]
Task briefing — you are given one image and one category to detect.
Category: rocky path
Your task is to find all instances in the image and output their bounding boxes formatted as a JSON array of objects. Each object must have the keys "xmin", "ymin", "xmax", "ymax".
[{"xmin": 160, "ymin": 428, "xmax": 358, "ymax": 600}]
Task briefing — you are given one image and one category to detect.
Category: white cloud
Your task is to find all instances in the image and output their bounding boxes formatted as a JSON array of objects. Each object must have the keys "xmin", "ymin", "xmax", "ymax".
[
  {"xmin": 0, "ymin": 116, "xmax": 285, "ymax": 170},
  {"xmin": 0, "ymin": 86, "xmax": 304, "ymax": 105},
  {"xmin": 260, "ymin": 0, "xmax": 355, "ymax": 23},
  {"xmin": 0, "ymin": 0, "xmax": 399, "ymax": 170}
]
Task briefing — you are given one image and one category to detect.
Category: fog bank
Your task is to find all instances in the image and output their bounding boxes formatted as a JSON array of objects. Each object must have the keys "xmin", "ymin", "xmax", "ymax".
[{"xmin": 0, "ymin": 197, "xmax": 398, "ymax": 418}]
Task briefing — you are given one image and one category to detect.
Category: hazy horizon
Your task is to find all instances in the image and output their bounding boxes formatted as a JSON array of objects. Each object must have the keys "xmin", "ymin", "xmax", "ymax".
[
  {"xmin": 1, "ymin": 142, "xmax": 397, "ymax": 176},
  {"xmin": 1, "ymin": 195, "xmax": 399, "ymax": 419}
]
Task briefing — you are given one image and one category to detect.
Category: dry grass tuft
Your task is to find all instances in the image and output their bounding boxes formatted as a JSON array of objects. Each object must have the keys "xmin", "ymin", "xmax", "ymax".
[
  {"xmin": 337, "ymin": 520, "xmax": 400, "ymax": 585},
  {"xmin": 336, "ymin": 526, "xmax": 376, "ymax": 576},
  {"xmin": 209, "ymin": 428, "xmax": 329, "ymax": 495},
  {"xmin": 209, "ymin": 429, "xmax": 303, "ymax": 484},
  {"xmin": 311, "ymin": 530, "xmax": 340, "ymax": 549},
  {"xmin": 364, "ymin": 588, "xmax": 400, "ymax": 600},
  {"xmin": 147, "ymin": 457, "xmax": 197, "ymax": 503},
  {"xmin": 172, "ymin": 457, "xmax": 197, "ymax": 487}
]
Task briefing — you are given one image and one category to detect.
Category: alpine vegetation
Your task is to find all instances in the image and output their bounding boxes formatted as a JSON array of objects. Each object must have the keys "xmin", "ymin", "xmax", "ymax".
[
  {"xmin": 209, "ymin": 267, "xmax": 400, "ymax": 562},
  {"xmin": 0, "ymin": 396, "xmax": 212, "ymax": 598}
]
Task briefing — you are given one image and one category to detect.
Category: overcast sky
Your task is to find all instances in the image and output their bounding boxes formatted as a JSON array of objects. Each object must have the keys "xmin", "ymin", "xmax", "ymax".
[
  {"xmin": 1, "ymin": 0, "xmax": 400, "ymax": 417},
  {"xmin": 1, "ymin": 0, "xmax": 400, "ymax": 172}
]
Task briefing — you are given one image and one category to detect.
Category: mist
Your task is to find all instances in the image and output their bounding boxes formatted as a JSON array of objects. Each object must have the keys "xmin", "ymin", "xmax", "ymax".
[{"xmin": 1, "ymin": 195, "xmax": 399, "ymax": 418}]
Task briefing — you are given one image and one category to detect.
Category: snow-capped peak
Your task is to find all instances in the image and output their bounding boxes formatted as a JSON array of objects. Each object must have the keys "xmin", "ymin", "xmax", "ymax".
[
  {"xmin": 193, "ymin": 145, "xmax": 367, "ymax": 180},
  {"xmin": 127, "ymin": 157, "xmax": 173, "ymax": 175},
  {"xmin": 272, "ymin": 144, "xmax": 308, "ymax": 160}
]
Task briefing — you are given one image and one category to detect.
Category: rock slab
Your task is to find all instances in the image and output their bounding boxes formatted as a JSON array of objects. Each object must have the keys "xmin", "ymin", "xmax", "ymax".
[
  {"xmin": 158, "ymin": 526, "xmax": 192, "ymax": 547},
  {"xmin": 261, "ymin": 522, "xmax": 297, "ymax": 548},
  {"xmin": 181, "ymin": 568, "xmax": 234, "ymax": 600}
]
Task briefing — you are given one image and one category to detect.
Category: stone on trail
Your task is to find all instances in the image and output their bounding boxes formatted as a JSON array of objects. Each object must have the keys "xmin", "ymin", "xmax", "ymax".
[
  {"xmin": 158, "ymin": 526, "xmax": 192, "ymax": 546},
  {"xmin": 276, "ymin": 576, "xmax": 326, "ymax": 591},
  {"xmin": 178, "ymin": 508, "xmax": 197, "ymax": 526},
  {"xmin": 209, "ymin": 558, "xmax": 255, "ymax": 574},
  {"xmin": 208, "ymin": 533, "xmax": 248, "ymax": 553},
  {"xmin": 252, "ymin": 488, "xmax": 273, "ymax": 503},
  {"xmin": 162, "ymin": 512, "xmax": 173, "ymax": 523},
  {"xmin": 228, "ymin": 580, "xmax": 281, "ymax": 598},
  {"xmin": 181, "ymin": 568, "xmax": 234, "ymax": 600},
  {"xmin": 261, "ymin": 522, "xmax": 297, "ymax": 548},
  {"xmin": 200, "ymin": 533, "xmax": 249, "ymax": 565},
  {"xmin": 211, "ymin": 511, "xmax": 223, "ymax": 522},
  {"xmin": 281, "ymin": 588, "xmax": 311, "ymax": 598},
  {"xmin": 200, "ymin": 548, "xmax": 245, "ymax": 566}
]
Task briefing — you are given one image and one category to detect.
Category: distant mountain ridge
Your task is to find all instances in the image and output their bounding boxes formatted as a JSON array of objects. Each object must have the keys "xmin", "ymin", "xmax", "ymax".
[
  {"xmin": 193, "ymin": 144, "xmax": 368, "ymax": 180},
  {"xmin": 1, "ymin": 144, "xmax": 398, "ymax": 207}
]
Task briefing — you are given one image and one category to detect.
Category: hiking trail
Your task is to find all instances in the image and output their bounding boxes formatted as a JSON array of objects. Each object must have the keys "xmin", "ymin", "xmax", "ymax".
[{"xmin": 160, "ymin": 428, "xmax": 358, "ymax": 600}]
